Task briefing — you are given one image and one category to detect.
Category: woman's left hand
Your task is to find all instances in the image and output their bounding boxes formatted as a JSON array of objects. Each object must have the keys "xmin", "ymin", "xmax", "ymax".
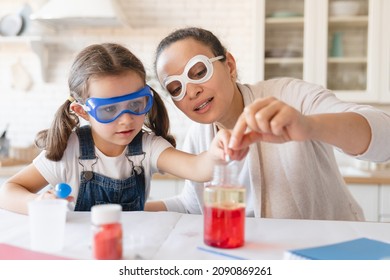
[{"xmin": 212, "ymin": 129, "xmax": 249, "ymax": 161}]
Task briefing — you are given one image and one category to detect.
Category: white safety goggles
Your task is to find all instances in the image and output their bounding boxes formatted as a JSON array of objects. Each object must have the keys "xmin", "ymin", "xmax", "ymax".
[{"xmin": 163, "ymin": 54, "xmax": 224, "ymax": 101}]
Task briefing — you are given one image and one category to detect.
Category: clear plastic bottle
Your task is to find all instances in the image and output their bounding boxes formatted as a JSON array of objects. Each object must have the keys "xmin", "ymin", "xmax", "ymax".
[
  {"xmin": 203, "ymin": 161, "xmax": 246, "ymax": 248},
  {"xmin": 91, "ymin": 204, "xmax": 123, "ymax": 260}
]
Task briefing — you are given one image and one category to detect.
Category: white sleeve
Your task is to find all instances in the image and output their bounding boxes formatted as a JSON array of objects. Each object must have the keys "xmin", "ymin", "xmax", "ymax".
[
  {"xmin": 143, "ymin": 132, "xmax": 173, "ymax": 175},
  {"xmin": 33, "ymin": 150, "xmax": 63, "ymax": 186},
  {"xmin": 32, "ymin": 133, "xmax": 82, "ymax": 198},
  {"xmin": 33, "ymin": 133, "xmax": 80, "ymax": 186},
  {"xmin": 351, "ymin": 109, "xmax": 390, "ymax": 162},
  {"xmin": 275, "ymin": 78, "xmax": 390, "ymax": 162}
]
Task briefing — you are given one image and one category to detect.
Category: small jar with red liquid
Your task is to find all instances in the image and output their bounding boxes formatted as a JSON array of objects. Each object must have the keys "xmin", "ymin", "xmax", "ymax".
[
  {"xmin": 203, "ymin": 161, "xmax": 246, "ymax": 249},
  {"xmin": 91, "ymin": 204, "xmax": 123, "ymax": 260}
]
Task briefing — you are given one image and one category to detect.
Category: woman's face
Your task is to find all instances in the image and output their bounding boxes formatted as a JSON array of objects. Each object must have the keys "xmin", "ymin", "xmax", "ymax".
[
  {"xmin": 75, "ymin": 71, "xmax": 146, "ymax": 157},
  {"xmin": 156, "ymin": 38, "xmax": 238, "ymax": 125}
]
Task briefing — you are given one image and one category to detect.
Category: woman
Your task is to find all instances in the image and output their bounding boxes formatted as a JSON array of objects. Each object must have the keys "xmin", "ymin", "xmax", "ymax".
[{"xmin": 146, "ymin": 27, "xmax": 390, "ymax": 221}]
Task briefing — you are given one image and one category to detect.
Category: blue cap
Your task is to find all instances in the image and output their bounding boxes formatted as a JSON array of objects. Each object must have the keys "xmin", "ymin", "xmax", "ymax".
[{"xmin": 54, "ymin": 183, "xmax": 72, "ymax": 199}]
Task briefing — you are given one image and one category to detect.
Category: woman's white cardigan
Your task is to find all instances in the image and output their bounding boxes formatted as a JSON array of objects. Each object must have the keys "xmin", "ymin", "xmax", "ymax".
[{"xmin": 163, "ymin": 78, "xmax": 390, "ymax": 221}]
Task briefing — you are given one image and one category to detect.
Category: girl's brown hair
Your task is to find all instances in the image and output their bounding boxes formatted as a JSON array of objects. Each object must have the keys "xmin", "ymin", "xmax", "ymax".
[{"xmin": 36, "ymin": 43, "xmax": 175, "ymax": 161}]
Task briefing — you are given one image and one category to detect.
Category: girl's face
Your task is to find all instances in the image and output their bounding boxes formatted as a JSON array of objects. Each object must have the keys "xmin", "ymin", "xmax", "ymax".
[
  {"xmin": 156, "ymin": 38, "xmax": 239, "ymax": 126},
  {"xmin": 77, "ymin": 71, "xmax": 146, "ymax": 157}
]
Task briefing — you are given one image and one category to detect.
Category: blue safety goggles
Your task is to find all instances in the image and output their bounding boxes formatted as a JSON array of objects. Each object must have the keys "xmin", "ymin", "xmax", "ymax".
[{"xmin": 82, "ymin": 85, "xmax": 154, "ymax": 123}]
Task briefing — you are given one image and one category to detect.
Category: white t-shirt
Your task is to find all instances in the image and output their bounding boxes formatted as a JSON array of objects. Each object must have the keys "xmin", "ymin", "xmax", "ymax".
[{"xmin": 33, "ymin": 130, "xmax": 172, "ymax": 202}]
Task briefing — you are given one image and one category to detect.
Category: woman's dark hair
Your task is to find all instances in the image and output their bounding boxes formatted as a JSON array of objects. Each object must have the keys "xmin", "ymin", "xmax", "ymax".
[
  {"xmin": 36, "ymin": 43, "xmax": 175, "ymax": 161},
  {"xmin": 154, "ymin": 27, "xmax": 227, "ymax": 77}
]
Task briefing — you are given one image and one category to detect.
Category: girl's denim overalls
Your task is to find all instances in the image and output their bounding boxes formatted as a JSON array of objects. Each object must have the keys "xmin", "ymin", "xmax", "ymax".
[{"xmin": 74, "ymin": 126, "xmax": 146, "ymax": 211}]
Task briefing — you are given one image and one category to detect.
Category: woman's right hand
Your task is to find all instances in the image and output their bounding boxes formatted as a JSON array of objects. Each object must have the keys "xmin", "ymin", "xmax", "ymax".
[{"xmin": 228, "ymin": 97, "xmax": 312, "ymax": 150}]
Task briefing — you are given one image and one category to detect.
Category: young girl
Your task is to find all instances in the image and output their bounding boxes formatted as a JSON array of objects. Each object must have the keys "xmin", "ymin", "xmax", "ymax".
[{"xmin": 0, "ymin": 43, "xmax": 247, "ymax": 215}]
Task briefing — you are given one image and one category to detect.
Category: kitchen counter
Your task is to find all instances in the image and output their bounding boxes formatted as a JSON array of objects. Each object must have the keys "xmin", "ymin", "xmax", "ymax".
[
  {"xmin": 339, "ymin": 166, "xmax": 390, "ymax": 185},
  {"xmin": 0, "ymin": 165, "xmax": 27, "ymax": 178},
  {"xmin": 0, "ymin": 166, "xmax": 180, "ymax": 182},
  {"xmin": 153, "ymin": 167, "xmax": 390, "ymax": 185},
  {"xmin": 2, "ymin": 165, "xmax": 390, "ymax": 185}
]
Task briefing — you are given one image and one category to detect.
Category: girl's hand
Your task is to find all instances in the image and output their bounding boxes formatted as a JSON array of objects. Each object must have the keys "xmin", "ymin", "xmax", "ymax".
[
  {"xmin": 36, "ymin": 188, "xmax": 74, "ymax": 203},
  {"xmin": 211, "ymin": 129, "xmax": 249, "ymax": 162},
  {"xmin": 228, "ymin": 97, "xmax": 312, "ymax": 150},
  {"xmin": 36, "ymin": 188, "xmax": 56, "ymax": 200}
]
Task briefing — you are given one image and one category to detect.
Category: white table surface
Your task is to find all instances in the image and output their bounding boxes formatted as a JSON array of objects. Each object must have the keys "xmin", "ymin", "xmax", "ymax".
[{"xmin": 1, "ymin": 208, "xmax": 390, "ymax": 260}]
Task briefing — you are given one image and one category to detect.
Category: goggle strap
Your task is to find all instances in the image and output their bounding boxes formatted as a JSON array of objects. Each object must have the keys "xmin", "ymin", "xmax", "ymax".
[{"xmin": 209, "ymin": 55, "xmax": 224, "ymax": 62}]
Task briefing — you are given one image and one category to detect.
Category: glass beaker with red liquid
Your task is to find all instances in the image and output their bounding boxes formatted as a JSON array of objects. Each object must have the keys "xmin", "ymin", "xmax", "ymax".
[{"xmin": 203, "ymin": 162, "xmax": 245, "ymax": 248}]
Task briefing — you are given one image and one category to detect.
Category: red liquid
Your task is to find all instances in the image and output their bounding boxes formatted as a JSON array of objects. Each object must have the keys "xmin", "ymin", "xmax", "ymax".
[
  {"xmin": 203, "ymin": 206, "xmax": 245, "ymax": 248},
  {"xmin": 93, "ymin": 223, "xmax": 122, "ymax": 260}
]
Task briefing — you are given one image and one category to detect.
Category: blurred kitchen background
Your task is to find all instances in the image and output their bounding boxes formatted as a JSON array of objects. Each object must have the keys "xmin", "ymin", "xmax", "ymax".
[
  {"xmin": 0, "ymin": 0, "xmax": 388, "ymax": 150},
  {"xmin": 1, "ymin": 0, "xmax": 390, "ymax": 221},
  {"xmin": 0, "ymin": 0, "xmax": 260, "ymax": 150}
]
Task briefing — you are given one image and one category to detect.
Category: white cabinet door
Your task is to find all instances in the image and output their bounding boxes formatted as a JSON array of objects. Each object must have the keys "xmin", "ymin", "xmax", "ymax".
[
  {"xmin": 325, "ymin": 0, "xmax": 374, "ymax": 102},
  {"xmin": 379, "ymin": 185, "xmax": 390, "ymax": 222},
  {"xmin": 379, "ymin": 0, "xmax": 390, "ymax": 103},
  {"xmin": 348, "ymin": 184, "xmax": 379, "ymax": 222},
  {"xmin": 257, "ymin": 0, "xmax": 388, "ymax": 103},
  {"xmin": 261, "ymin": 0, "xmax": 305, "ymax": 81}
]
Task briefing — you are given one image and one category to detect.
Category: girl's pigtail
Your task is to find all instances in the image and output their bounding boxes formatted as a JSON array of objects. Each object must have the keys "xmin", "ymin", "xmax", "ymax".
[
  {"xmin": 35, "ymin": 99, "xmax": 79, "ymax": 161},
  {"xmin": 145, "ymin": 88, "xmax": 176, "ymax": 148}
]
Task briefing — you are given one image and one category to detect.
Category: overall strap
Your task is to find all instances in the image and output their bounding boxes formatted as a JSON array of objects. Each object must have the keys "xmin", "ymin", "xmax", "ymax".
[
  {"xmin": 76, "ymin": 125, "xmax": 96, "ymax": 160},
  {"xmin": 126, "ymin": 131, "xmax": 144, "ymax": 156}
]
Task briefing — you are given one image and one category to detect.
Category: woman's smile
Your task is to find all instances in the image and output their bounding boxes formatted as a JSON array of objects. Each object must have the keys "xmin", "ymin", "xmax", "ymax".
[{"xmin": 194, "ymin": 97, "xmax": 214, "ymax": 112}]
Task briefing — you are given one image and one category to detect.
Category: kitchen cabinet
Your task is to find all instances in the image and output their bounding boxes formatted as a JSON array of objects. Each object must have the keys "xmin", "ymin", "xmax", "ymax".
[
  {"xmin": 379, "ymin": 185, "xmax": 390, "ymax": 222},
  {"xmin": 348, "ymin": 184, "xmax": 390, "ymax": 222},
  {"xmin": 379, "ymin": 0, "xmax": 390, "ymax": 103},
  {"xmin": 342, "ymin": 166, "xmax": 390, "ymax": 222},
  {"xmin": 347, "ymin": 184, "xmax": 379, "ymax": 222},
  {"xmin": 258, "ymin": 0, "xmax": 389, "ymax": 103},
  {"xmin": 262, "ymin": 0, "xmax": 305, "ymax": 81},
  {"xmin": 149, "ymin": 175, "xmax": 184, "ymax": 201}
]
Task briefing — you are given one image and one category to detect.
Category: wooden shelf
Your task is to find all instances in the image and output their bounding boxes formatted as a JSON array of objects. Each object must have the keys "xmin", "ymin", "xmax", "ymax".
[
  {"xmin": 265, "ymin": 57, "xmax": 303, "ymax": 64},
  {"xmin": 329, "ymin": 16, "xmax": 369, "ymax": 27},
  {"xmin": 265, "ymin": 17, "xmax": 304, "ymax": 27},
  {"xmin": 328, "ymin": 57, "xmax": 367, "ymax": 63}
]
